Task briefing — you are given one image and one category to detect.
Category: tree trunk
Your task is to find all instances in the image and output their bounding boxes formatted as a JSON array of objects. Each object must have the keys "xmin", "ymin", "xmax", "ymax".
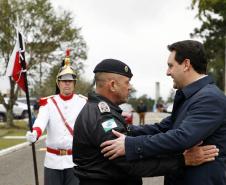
[
  {"xmin": 4, "ymin": 78, "xmax": 19, "ymax": 128},
  {"xmin": 6, "ymin": 107, "xmax": 14, "ymax": 128}
]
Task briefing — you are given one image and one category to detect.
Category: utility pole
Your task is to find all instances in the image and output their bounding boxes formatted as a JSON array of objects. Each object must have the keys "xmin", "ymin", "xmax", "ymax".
[{"xmin": 155, "ymin": 82, "xmax": 160, "ymax": 104}]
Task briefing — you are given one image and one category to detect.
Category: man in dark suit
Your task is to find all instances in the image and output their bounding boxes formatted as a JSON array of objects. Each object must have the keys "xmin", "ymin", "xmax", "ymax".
[{"xmin": 101, "ymin": 40, "xmax": 226, "ymax": 185}]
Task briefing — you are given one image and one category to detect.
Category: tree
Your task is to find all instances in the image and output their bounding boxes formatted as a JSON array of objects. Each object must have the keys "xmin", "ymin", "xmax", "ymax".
[
  {"xmin": 128, "ymin": 94, "xmax": 155, "ymax": 112},
  {"xmin": 190, "ymin": 0, "xmax": 226, "ymax": 93},
  {"xmin": 32, "ymin": 61, "xmax": 94, "ymax": 97},
  {"xmin": 128, "ymin": 85, "xmax": 137, "ymax": 100},
  {"xmin": 74, "ymin": 78, "xmax": 94, "ymax": 97},
  {"xmin": 167, "ymin": 88, "xmax": 176, "ymax": 102},
  {"xmin": 157, "ymin": 97, "xmax": 163, "ymax": 104},
  {"xmin": 0, "ymin": 0, "xmax": 87, "ymax": 128}
]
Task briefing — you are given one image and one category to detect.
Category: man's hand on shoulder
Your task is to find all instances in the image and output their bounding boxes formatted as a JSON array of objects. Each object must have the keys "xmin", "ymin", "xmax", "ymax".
[
  {"xmin": 100, "ymin": 130, "xmax": 126, "ymax": 160},
  {"xmin": 184, "ymin": 142, "xmax": 219, "ymax": 166}
]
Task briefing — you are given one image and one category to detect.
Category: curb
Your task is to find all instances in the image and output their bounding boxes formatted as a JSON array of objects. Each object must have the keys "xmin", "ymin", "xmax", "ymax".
[{"xmin": 0, "ymin": 135, "xmax": 47, "ymax": 157}]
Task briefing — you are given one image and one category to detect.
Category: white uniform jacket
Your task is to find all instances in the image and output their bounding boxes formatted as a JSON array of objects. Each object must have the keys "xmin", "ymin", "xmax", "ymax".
[{"xmin": 33, "ymin": 93, "xmax": 87, "ymax": 170}]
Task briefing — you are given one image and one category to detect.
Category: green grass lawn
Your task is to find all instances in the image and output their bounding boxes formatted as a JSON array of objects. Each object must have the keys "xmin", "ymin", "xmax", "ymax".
[{"xmin": 0, "ymin": 121, "xmax": 34, "ymax": 150}]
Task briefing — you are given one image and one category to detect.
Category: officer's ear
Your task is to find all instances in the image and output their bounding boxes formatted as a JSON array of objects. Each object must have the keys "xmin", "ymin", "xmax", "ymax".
[{"xmin": 109, "ymin": 80, "xmax": 116, "ymax": 92}]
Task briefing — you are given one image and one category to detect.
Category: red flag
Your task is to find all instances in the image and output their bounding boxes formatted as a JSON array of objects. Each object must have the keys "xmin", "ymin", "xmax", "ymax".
[{"xmin": 6, "ymin": 28, "xmax": 26, "ymax": 92}]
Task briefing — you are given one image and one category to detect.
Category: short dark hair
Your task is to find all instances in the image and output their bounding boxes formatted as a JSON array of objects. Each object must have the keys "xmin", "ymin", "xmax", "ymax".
[{"xmin": 167, "ymin": 40, "xmax": 207, "ymax": 74}]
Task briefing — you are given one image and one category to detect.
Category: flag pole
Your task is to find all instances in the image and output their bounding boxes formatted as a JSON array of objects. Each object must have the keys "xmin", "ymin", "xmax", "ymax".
[{"xmin": 17, "ymin": 17, "xmax": 39, "ymax": 185}]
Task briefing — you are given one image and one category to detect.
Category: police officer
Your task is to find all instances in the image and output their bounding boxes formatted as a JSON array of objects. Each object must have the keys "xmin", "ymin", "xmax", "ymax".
[
  {"xmin": 72, "ymin": 59, "xmax": 217, "ymax": 185},
  {"xmin": 26, "ymin": 51, "xmax": 87, "ymax": 185}
]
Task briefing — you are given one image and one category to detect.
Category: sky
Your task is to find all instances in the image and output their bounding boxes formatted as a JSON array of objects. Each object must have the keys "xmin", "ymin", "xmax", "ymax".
[{"xmin": 50, "ymin": 0, "xmax": 202, "ymax": 101}]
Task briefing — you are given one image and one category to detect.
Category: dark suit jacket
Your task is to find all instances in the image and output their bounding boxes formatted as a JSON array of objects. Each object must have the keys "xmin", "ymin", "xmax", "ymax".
[{"xmin": 125, "ymin": 75, "xmax": 226, "ymax": 185}]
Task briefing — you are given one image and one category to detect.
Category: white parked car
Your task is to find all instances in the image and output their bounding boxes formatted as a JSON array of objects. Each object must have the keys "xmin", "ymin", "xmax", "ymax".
[
  {"xmin": 166, "ymin": 103, "xmax": 173, "ymax": 113},
  {"xmin": 0, "ymin": 110, "xmax": 6, "ymax": 122},
  {"xmin": 0, "ymin": 98, "xmax": 33, "ymax": 121},
  {"xmin": 17, "ymin": 97, "xmax": 37, "ymax": 106}
]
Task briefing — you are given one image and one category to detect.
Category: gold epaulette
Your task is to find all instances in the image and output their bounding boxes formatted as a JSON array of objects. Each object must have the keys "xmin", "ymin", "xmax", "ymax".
[{"xmin": 79, "ymin": 94, "xmax": 88, "ymax": 101}]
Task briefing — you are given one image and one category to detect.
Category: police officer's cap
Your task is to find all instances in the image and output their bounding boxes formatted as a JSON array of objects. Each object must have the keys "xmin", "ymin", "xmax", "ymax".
[{"xmin": 93, "ymin": 59, "xmax": 133, "ymax": 78}]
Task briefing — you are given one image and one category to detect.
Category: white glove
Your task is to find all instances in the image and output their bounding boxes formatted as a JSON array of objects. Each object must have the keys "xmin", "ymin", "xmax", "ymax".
[{"xmin": 26, "ymin": 130, "xmax": 37, "ymax": 143}]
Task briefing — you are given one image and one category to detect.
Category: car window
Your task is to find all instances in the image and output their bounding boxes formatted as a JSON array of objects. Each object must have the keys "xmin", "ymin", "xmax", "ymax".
[
  {"xmin": 17, "ymin": 98, "xmax": 37, "ymax": 105},
  {"xmin": 18, "ymin": 100, "xmax": 26, "ymax": 104}
]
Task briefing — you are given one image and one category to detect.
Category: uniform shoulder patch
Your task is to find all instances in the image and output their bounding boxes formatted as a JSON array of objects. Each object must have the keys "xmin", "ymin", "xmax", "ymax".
[
  {"xmin": 79, "ymin": 94, "xmax": 88, "ymax": 102},
  {"xmin": 102, "ymin": 118, "xmax": 117, "ymax": 132},
  {"xmin": 39, "ymin": 95, "xmax": 55, "ymax": 106},
  {"xmin": 98, "ymin": 101, "xmax": 110, "ymax": 113}
]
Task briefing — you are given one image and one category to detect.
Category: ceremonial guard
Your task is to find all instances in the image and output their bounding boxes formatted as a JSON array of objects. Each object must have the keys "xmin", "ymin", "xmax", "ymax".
[{"xmin": 26, "ymin": 51, "xmax": 87, "ymax": 185}]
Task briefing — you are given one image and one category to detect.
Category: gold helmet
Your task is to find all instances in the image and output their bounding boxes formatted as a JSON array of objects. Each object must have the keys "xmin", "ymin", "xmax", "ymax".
[{"xmin": 56, "ymin": 50, "xmax": 77, "ymax": 82}]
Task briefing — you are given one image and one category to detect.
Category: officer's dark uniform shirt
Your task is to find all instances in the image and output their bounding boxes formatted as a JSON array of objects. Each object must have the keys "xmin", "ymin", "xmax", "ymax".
[{"xmin": 72, "ymin": 92, "xmax": 185, "ymax": 185}]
